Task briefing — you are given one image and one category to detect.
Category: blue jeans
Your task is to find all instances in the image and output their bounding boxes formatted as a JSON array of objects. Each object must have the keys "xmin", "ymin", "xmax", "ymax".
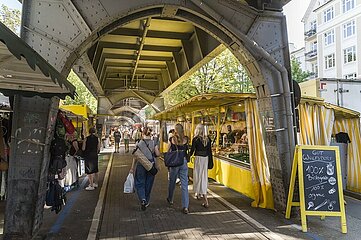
[
  {"xmin": 168, "ymin": 159, "xmax": 189, "ymax": 208},
  {"xmin": 134, "ymin": 163, "xmax": 155, "ymax": 203}
]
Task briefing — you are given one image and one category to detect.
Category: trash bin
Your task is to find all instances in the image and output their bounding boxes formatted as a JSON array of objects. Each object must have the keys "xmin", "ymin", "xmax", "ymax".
[{"xmin": 331, "ymin": 142, "xmax": 348, "ymax": 190}]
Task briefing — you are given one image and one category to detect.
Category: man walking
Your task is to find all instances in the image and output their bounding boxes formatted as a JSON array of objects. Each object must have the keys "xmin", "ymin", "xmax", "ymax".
[
  {"xmin": 113, "ymin": 128, "xmax": 121, "ymax": 153},
  {"xmin": 123, "ymin": 129, "xmax": 131, "ymax": 153}
]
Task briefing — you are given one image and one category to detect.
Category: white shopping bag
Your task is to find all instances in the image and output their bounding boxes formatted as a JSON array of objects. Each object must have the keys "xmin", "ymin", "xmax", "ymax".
[{"xmin": 123, "ymin": 173, "xmax": 135, "ymax": 193}]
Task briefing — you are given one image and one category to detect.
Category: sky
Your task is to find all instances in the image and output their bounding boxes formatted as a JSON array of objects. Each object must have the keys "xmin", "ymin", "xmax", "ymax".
[
  {"xmin": 283, "ymin": 0, "xmax": 312, "ymax": 49},
  {"xmin": 1, "ymin": 0, "xmax": 310, "ymax": 49}
]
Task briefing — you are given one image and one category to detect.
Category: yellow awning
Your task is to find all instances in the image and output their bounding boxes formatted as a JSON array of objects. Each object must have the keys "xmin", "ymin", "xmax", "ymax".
[
  {"xmin": 152, "ymin": 93, "xmax": 256, "ymax": 120},
  {"xmin": 301, "ymin": 95, "xmax": 360, "ymax": 119}
]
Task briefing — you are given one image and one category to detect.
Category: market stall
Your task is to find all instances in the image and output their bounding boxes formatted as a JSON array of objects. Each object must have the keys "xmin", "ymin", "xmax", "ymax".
[
  {"xmin": 60, "ymin": 104, "xmax": 92, "ymax": 139},
  {"xmin": 153, "ymin": 93, "xmax": 274, "ymax": 209},
  {"xmin": 153, "ymin": 93, "xmax": 361, "ymax": 209},
  {"xmin": 299, "ymin": 96, "xmax": 361, "ymax": 193}
]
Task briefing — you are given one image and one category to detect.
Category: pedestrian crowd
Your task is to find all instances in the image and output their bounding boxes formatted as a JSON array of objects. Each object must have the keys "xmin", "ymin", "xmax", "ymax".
[{"xmin": 128, "ymin": 123, "xmax": 213, "ymax": 214}]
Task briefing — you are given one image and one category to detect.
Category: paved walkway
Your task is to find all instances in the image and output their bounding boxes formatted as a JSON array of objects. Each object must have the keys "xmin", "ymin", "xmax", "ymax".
[
  {"xmin": 29, "ymin": 146, "xmax": 361, "ymax": 240},
  {"xmin": 99, "ymin": 151, "xmax": 275, "ymax": 239}
]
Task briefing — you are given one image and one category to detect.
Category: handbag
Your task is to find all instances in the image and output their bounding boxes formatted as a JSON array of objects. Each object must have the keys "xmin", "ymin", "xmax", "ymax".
[
  {"xmin": 208, "ymin": 154, "xmax": 214, "ymax": 169},
  {"xmin": 133, "ymin": 153, "xmax": 153, "ymax": 171},
  {"xmin": 164, "ymin": 144, "xmax": 186, "ymax": 167}
]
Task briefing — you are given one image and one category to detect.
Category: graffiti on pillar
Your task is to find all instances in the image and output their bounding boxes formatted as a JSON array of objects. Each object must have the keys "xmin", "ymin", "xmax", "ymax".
[
  {"xmin": 24, "ymin": 112, "xmax": 41, "ymax": 125},
  {"xmin": 261, "ymin": 111, "xmax": 275, "ymax": 132},
  {"xmin": 15, "ymin": 127, "xmax": 45, "ymax": 155},
  {"xmin": 18, "ymin": 166, "xmax": 36, "ymax": 179}
]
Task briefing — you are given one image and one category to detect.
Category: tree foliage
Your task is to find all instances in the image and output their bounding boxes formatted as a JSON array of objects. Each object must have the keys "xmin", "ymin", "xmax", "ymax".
[
  {"xmin": 0, "ymin": 4, "xmax": 21, "ymax": 35},
  {"xmin": 164, "ymin": 49, "xmax": 253, "ymax": 107},
  {"xmin": 291, "ymin": 57, "xmax": 311, "ymax": 83},
  {"xmin": 62, "ymin": 71, "xmax": 97, "ymax": 113}
]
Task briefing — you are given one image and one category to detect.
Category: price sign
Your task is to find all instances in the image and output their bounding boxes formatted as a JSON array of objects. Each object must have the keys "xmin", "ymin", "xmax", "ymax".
[{"xmin": 285, "ymin": 145, "xmax": 347, "ymax": 233}]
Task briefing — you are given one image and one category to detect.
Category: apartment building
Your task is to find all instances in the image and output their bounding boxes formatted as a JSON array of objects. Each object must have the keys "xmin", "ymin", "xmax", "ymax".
[
  {"xmin": 296, "ymin": 0, "xmax": 361, "ymax": 114},
  {"xmin": 302, "ymin": 0, "xmax": 361, "ymax": 79}
]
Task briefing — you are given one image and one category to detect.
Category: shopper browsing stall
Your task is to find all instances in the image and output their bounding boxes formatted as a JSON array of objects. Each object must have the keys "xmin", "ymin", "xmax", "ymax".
[{"xmin": 189, "ymin": 124, "xmax": 212, "ymax": 208}]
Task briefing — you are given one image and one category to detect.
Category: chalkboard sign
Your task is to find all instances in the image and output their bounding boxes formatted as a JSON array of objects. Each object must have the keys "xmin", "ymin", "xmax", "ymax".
[
  {"xmin": 285, "ymin": 145, "xmax": 347, "ymax": 234},
  {"xmin": 302, "ymin": 149, "xmax": 340, "ymax": 212}
]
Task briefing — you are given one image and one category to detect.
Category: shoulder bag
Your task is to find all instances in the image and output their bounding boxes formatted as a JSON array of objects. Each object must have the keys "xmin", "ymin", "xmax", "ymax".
[{"xmin": 164, "ymin": 143, "xmax": 186, "ymax": 167}]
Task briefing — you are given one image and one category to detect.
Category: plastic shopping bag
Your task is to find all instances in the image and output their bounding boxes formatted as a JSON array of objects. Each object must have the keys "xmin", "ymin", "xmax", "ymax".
[{"xmin": 123, "ymin": 173, "xmax": 134, "ymax": 193}]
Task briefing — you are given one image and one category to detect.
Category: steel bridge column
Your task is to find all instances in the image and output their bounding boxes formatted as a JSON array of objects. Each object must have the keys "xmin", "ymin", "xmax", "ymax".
[{"xmin": 4, "ymin": 95, "xmax": 58, "ymax": 239}]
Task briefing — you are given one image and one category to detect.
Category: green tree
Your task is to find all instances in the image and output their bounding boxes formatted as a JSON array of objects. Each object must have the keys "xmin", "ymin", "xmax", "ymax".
[
  {"xmin": 0, "ymin": 4, "xmax": 21, "ymax": 35},
  {"xmin": 144, "ymin": 105, "xmax": 156, "ymax": 119},
  {"xmin": 291, "ymin": 57, "xmax": 311, "ymax": 83},
  {"xmin": 63, "ymin": 71, "xmax": 97, "ymax": 113},
  {"xmin": 164, "ymin": 49, "xmax": 253, "ymax": 107}
]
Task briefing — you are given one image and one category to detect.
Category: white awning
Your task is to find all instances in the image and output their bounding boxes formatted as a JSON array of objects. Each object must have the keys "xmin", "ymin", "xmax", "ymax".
[{"xmin": 0, "ymin": 21, "xmax": 75, "ymax": 98}]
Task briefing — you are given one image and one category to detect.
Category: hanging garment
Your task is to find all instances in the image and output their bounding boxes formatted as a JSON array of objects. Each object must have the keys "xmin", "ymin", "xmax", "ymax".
[{"xmin": 335, "ymin": 132, "xmax": 351, "ymax": 144}]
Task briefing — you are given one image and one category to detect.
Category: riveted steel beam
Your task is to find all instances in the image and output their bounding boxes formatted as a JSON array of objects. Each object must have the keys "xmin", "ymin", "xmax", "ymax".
[
  {"xmin": 95, "ymin": 44, "xmax": 178, "ymax": 80},
  {"xmin": 109, "ymin": 28, "xmax": 193, "ymax": 40},
  {"xmin": 131, "ymin": 17, "xmax": 152, "ymax": 82},
  {"xmin": 103, "ymin": 63, "xmax": 167, "ymax": 69}
]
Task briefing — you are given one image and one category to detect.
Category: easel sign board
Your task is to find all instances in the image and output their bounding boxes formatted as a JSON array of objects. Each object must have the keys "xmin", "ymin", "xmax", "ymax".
[{"xmin": 285, "ymin": 145, "xmax": 347, "ymax": 233}]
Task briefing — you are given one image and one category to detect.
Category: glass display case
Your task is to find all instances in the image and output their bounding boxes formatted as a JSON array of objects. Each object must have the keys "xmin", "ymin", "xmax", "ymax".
[{"xmin": 212, "ymin": 117, "xmax": 250, "ymax": 167}]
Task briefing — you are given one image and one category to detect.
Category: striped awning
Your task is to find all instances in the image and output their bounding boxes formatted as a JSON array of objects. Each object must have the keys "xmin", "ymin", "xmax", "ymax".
[{"xmin": 153, "ymin": 93, "xmax": 360, "ymax": 121}]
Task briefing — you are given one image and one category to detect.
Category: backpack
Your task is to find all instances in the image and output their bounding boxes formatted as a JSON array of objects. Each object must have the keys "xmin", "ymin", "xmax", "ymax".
[
  {"xmin": 49, "ymin": 137, "xmax": 68, "ymax": 174},
  {"xmin": 49, "ymin": 156, "xmax": 67, "ymax": 175},
  {"xmin": 50, "ymin": 137, "xmax": 68, "ymax": 157},
  {"xmin": 46, "ymin": 181, "xmax": 66, "ymax": 214}
]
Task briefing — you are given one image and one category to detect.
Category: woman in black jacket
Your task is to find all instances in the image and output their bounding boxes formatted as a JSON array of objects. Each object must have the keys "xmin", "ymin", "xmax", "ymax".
[{"xmin": 189, "ymin": 124, "xmax": 212, "ymax": 208}]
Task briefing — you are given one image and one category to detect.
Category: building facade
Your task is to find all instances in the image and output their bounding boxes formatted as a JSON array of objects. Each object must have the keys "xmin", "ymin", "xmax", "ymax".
[
  {"xmin": 302, "ymin": 0, "xmax": 361, "ymax": 79},
  {"xmin": 297, "ymin": 0, "xmax": 361, "ymax": 114}
]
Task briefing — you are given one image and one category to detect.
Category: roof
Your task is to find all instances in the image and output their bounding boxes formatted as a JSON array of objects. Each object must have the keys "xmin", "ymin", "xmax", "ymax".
[
  {"xmin": 300, "ymin": 95, "xmax": 360, "ymax": 119},
  {"xmin": 0, "ymin": 22, "xmax": 75, "ymax": 98},
  {"xmin": 153, "ymin": 93, "xmax": 360, "ymax": 121},
  {"xmin": 152, "ymin": 93, "xmax": 256, "ymax": 120}
]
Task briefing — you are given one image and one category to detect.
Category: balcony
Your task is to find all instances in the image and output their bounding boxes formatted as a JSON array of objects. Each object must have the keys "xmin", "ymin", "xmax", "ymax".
[
  {"xmin": 307, "ymin": 72, "xmax": 318, "ymax": 79},
  {"xmin": 304, "ymin": 28, "xmax": 317, "ymax": 39},
  {"xmin": 305, "ymin": 49, "xmax": 318, "ymax": 60}
]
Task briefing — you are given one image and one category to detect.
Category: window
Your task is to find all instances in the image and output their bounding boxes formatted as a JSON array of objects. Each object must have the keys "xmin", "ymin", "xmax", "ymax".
[
  {"xmin": 344, "ymin": 73, "xmax": 357, "ymax": 79},
  {"xmin": 311, "ymin": 63, "xmax": 318, "ymax": 74},
  {"xmin": 323, "ymin": 7, "xmax": 334, "ymax": 23},
  {"xmin": 310, "ymin": 20, "xmax": 317, "ymax": 30},
  {"xmin": 311, "ymin": 41, "xmax": 317, "ymax": 51},
  {"xmin": 324, "ymin": 30, "xmax": 335, "ymax": 46},
  {"xmin": 324, "ymin": 54, "xmax": 335, "ymax": 69},
  {"xmin": 343, "ymin": 20, "xmax": 356, "ymax": 38},
  {"xmin": 342, "ymin": 0, "xmax": 355, "ymax": 13},
  {"xmin": 343, "ymin": 46, "xmax": 356, "ymax": 63}
]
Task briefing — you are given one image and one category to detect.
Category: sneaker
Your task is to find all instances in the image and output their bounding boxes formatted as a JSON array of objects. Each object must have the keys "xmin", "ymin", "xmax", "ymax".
[
  {"xmin": 182, "ymin": 208, "xmax": 189, "ymax": 214},
  {"xmin": 145, "ymin": 202, "xmax": 150, "ymax": 208},
  {"xmin": 166, "ymin": 198, "xmax": 173, "ymax": 206},
  {"xmin": 176, "ymin": 178, "xmax": 181, "ymax": 184},
  {"xmin": 93, "ymin": 183, "xmax": 98, "ymax": 188},
  {"xmin": 85, "ymin": 186, "xmax": 95, "ymax": 191},
  {"xmin": 141, "ymin": 200, "xmax": 147, "ymax": 211}
]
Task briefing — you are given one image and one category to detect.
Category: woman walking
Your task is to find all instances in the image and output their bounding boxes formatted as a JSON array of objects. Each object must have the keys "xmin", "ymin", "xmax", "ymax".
[
  {"xmin": 130, "ymin": 127, "xmax": 160, "ymax": 210},
  {"xmin": 189, "ymin": 124, "xmax": 212, "ymax": 208},
  {"xmin": 82, "ymin": 128, "xmax": 100, "ymax": 191},
  {"xmin": 167, "ymin": 123, "xmax": 190, "ymax": 214}
]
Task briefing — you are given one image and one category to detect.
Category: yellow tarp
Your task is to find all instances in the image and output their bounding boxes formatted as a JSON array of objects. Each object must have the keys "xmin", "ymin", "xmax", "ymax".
[
  {"xmin": 246, "ymin": 99, "xmax": 274, "ymax": 209},
  {"xmin": 299, "ymin": 98, "xmax": 361, "ymax": 193},
  {"xmin": 334, "ymin": 118, "xmax": 361, "ymax": 192}
]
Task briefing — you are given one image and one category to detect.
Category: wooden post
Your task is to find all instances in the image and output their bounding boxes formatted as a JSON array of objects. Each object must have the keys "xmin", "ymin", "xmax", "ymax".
[
  {"xmin": 191, "ymin": 112, "xmax": 195, "ymax": 142},
  {"xmin": 215, "ymin": 108, "xmax": 221, "ymax": 153}
]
